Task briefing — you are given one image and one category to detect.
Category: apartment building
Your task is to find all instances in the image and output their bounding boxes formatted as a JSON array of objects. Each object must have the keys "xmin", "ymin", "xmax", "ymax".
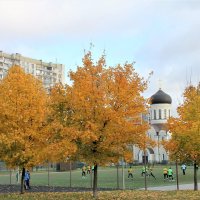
[{"xmin": 0, "ymin": 51, "xmax": 64, "ymax": 90}]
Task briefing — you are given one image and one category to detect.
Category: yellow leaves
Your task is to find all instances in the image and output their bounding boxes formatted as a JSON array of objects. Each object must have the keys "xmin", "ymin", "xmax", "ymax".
[
  {"xmin": 64, "ymin": 51, "xmax": 150, "ymax": 164},
  {"xmin": 124, "ymin": 150, "xmax": 133, "ymax": 163},
  {"xmin": 1, "ymin": 191, "xmax": 200, "ymax": 200},
  {"xmin": 43, "ymin": 83, "xmax": 78, "ymax": 163},
  {"xmin": 80, "ymin": 131, "xmax": 99, "ymax": 144},
  {"xmin": 167, "ymin": 83, "xmax": 200, "ymax": 163},
  {"xmin": 0, "ymin": 65, "xmax": 48, "ymax": 168},
  {"xmin": 0, "ymin": 52, "xmax": 150, "ymax": 171}
]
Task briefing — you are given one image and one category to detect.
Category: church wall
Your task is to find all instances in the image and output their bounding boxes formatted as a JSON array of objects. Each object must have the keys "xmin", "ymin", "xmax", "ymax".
[
  {"xmin": 133, "ymin": 127, "xmax": 169, "ymax": 164},
  {"xmin": 132, "ymin": 89, "xmax": 172, "ymax": 165}
]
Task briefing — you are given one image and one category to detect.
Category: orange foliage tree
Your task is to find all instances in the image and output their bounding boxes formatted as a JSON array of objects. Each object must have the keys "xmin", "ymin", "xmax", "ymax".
[
  {"xmin": 0, "ymin": 66, "xmax": 48, "ymax": 193},
  {"xmin": 66, "ymin": 51, "xmax": 149, "ymax": 197},
  {"xmin": 166, "ymin": 84, "xmax": 200, "ymax": 190},
  {"xmin": 39, "ymin": 83, "xmax": 77, "ymax": 165}
]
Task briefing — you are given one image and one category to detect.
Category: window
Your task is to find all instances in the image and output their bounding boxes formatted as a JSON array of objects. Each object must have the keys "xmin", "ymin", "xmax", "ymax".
[
  {"xmin": 169, "ymin": 109, "xmax": 171, "ymax": 117},
  {"xmin": 154, "ymin": 110, "xmax": 156, "ymax": 119},
  {"xmin": 47, "ymin": 66, "xmax": 52, "ymax": 70},
  {"xmin": 163, "ymin": 154, "xmax": 165, "ymax": 160},
  {"xmin": 159, "ymin": 109, "xmax": 162, "ymax": 119},
  {"xmin": 164, "ymin": 109, "xmax": 167, "ymax": 119},
  {"xmin": 156, "ymin": 132, "xmax": 159, "ymax": 136}
]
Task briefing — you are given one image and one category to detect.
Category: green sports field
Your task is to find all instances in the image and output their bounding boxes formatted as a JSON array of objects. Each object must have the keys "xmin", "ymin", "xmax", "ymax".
[{"xmin": 0, "ymin": 165, "xmax": 199, "ymax": 189}]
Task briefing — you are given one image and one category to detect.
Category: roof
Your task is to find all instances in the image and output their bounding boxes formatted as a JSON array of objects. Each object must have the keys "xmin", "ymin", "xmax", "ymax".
[{"xmin": 150, "ymin": 89, "xmax": 172, "ymax": 104}]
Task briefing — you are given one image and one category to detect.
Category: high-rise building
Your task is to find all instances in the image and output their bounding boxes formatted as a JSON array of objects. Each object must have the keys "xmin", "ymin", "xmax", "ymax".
[{"xmin": 0, "ymin": 51, "xmax": 64, "ymax": 90}]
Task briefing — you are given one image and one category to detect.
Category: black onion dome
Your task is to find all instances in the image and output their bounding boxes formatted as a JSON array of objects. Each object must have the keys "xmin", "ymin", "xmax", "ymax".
[{"xmin": 150, "ymin": 89, "xmax": 172, "ymax": 104}]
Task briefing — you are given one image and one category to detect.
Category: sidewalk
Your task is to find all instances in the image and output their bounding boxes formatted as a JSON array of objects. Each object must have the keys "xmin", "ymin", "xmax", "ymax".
[{"xmin": 142, "ymin": 183, "xmax": 200, "ymax": 191}]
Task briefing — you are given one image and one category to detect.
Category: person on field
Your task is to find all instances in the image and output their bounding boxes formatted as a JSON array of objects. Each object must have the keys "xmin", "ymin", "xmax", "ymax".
[
  {"xmin": 168, "ymin": 167, "xmax": 173, "ymax": 181},
  {"xmin": 181, "ymin": 164, "xmax": 187, "ymax": 175},
  {"xmin": 87, "ymin": 165, "xmax": 91, "ymax": 174},
  {"xmin": 16, "ymin": 170, "xmax": 20, "ymax": 184},
  {"xmin": 148, "ymin": 167, "xmax": 156, "ymax": 179},
  {"xmin": 128, "ymin": 166, "xmax": 133, "ymax": 179},
  {"xmin": 82, "ymin": 165, "xmax": 86, "ymax": 178},
  {"xmin": 141, "ymin": 166, "xmax": 146, "ymax": 176},
  {"xmin": 24, "ymin": 170, "xmax": 31, "ymax": 189},
  {"xmin": 163, "ymin": 167, "xmax": 168, "ymax": 180}
]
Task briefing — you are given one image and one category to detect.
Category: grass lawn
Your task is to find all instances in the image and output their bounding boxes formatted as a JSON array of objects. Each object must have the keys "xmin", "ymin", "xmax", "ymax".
[
  {"xmin": 0, "ymin": 191, "xmax": 200, "ymax": 200},
  {"xmin": 0, "ymin": 165, "xmax": 199, "ymax": 189}
]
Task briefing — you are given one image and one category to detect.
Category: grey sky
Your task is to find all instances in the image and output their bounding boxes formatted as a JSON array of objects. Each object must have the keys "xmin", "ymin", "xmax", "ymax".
[{"xmin": 1, "ymin": 0, "xmax": 200, "ymax": 116}]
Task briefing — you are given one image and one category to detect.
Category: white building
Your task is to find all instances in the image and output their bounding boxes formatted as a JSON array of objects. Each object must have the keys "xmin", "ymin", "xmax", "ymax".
[
  {"xmin": 0, "ymin": 51, "xmax": 65, "ymax": 90},
  {"xmin": 133, "ymin": 88, "xmax": 172, "ymax": 164}
]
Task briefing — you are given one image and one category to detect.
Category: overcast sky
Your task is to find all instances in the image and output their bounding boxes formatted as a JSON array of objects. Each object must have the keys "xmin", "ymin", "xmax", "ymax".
[{"xmin": 1, "ymin": 0, "xmax": 200, "ymax": 116}]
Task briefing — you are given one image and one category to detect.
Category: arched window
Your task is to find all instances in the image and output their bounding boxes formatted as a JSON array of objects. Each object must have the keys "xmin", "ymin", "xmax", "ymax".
[
  {"xmin": 164, "ymin": 109, "xmax": 167, "ymax": 119},
  {"xmin": 154, "ymin": 110, "xmax": 156, "ymax": 119},
  {"xmin": 159, "ymin": 109, "xmax": 162, "ymax": 119}
]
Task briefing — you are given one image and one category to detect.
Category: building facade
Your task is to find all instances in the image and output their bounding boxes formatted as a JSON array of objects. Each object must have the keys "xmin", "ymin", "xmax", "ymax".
[
  {"xmin": 0, "ymin": 51, "xmax": 64, "ymax": 89},
  {"xmin": 133, "ymin": 89, "xmax": 172, "ymax": 164}
]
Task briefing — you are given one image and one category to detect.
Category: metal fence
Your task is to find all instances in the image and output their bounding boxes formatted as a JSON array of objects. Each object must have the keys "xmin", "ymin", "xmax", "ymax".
[{"xmin": 0, "ymin": 163, "xmax": 199, "ymax": 190}]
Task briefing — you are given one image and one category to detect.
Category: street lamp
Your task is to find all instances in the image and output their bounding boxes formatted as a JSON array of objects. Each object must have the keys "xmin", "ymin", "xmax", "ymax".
[{"xmin": 156, "ymin": 132, "xmax": 160, "ymax": 163}]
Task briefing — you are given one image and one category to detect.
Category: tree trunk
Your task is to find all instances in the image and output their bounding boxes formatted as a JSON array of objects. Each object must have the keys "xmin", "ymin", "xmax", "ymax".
[
  {"xmin": 144, "ymin": 150, "xmax": 147, "ymax": 191},
  {"xmin": 93, "ymin": 163, "xmax": 98, "ymax": 198},
  {"xmin": 194, "ymin": 161, "xmax": 198, "ymax": 191},
  {"xmin": 90, "ymin": 169, "xmax": 93, "ymax": 189},
  {"xmin": 175, "ymin": 160, "xmax": 179, "ymax": 190},
  {"xmin": 20, "ymin": 167, "xmax": 25, "ymax": 194}
]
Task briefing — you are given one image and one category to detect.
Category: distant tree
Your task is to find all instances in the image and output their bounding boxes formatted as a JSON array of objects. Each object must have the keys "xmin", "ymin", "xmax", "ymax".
[
  {"xmin": 0, "ymin": 66, "xmax": 48, "ymax": 193},
  {"xmin": 67, "ymin": 51, "xmax": 150, "ymax": 197},
  {"xmin": 166, "ymin": 84, "xmax": 200, "ymax": 190}
]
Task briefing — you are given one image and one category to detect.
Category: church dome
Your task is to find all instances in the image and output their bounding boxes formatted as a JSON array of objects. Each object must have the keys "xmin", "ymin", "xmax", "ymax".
[{"xmin": 150, "ymin": 89, "xmax": 172, "ymax": 104}]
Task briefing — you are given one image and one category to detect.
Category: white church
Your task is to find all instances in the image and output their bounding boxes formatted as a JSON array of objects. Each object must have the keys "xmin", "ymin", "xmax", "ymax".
[{"xmin": 133, "ymin": 88, "xmax": 172, "ymax": 164}]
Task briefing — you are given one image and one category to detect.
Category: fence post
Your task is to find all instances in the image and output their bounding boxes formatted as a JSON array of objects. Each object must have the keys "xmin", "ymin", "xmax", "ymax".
[
  {"xmin": 69, "ymin": 161, "xmax": 72, "ymax": 188},
  {"xmin": 47, "ymin": 162, "xmax": 50, "ymax": 186},
  {"xmin": 122, "ymin": 157, "xmax": 125, "ymax": 190},
  {"xmin": 175, "ymin": 160, "xmax": 179, "ymax": 190},
  {"xmin": 117, "ymin": 164, "xmax": 119, "ymax": 189},
  {"xmin": 9, "ymin": 170, "xmax": 12, "ymax": 185},
  {"xmin": 90, "ymin": 167, "xmax": 93, "ymax": 189}
]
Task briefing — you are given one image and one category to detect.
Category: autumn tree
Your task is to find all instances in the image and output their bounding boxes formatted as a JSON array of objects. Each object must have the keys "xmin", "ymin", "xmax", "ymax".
[
  {"xmin": 39, "ymin": 83, "xmax": 77, "ymax": 166},
  {"xmin": 0, "ymin": 66, "xmax": 48, "ymax": 193},
  {"xmin": 166, "ymin": 84, "xmax": 200, "ymax": 190},
  {"xmin": 67, "ymin": 51, "xmax": 149, "ymax": 197}
]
